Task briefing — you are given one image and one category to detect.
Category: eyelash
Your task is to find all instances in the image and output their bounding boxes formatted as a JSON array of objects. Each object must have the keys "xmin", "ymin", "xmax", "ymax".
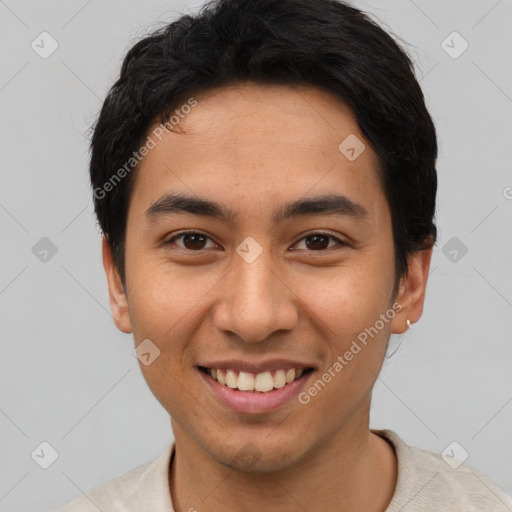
[{"xmin": 163, "ymin": 230, "xmax": 347, "ymax": 252}]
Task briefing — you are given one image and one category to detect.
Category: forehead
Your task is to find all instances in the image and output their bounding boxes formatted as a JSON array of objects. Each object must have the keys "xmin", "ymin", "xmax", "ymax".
[{"xmin": 129, "ymin": 82, "xmax": 384, "ymax": 222}]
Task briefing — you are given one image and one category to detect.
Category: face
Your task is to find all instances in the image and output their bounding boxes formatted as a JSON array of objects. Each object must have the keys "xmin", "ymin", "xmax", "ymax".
[{"xmin": 104, "ymin": 82, "xmax": 430, "ymax": 473}]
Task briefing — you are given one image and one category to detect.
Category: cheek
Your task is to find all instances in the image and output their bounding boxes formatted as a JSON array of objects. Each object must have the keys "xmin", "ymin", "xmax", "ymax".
[
  {"xmin": 126, "ymin": 254, "xmax": 219, "ymax": 332},
  {"xmin": 126, "ymin": 259, "xmax": 225, "ymax": 402},
  {"xmin": 297, "ymin": 269, "xmax": 394, "ymax": 425},
  {"xmin": 296, "ymin": 255, "xmax": 395, "ymax": 338},
  {"xmin": 125, "ymin": 263, "xmax": 203, "ymax": 411}
]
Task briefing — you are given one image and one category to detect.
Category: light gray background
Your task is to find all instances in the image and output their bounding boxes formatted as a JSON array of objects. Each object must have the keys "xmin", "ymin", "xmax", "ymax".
[{"xmin": 1, "ymin": 0, "xmax": 511, "ymax": 510}]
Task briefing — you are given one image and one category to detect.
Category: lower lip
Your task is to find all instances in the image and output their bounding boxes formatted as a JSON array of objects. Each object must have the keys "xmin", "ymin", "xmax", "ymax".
[{"xmin": 199, "ymin": 368, "xmax": 313, "ymax": 414}]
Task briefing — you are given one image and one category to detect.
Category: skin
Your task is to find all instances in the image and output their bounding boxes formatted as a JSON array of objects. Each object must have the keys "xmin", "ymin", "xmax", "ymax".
[{"xmin": 103, "ymin": 82, "xmax": 433, "ymax": 512}]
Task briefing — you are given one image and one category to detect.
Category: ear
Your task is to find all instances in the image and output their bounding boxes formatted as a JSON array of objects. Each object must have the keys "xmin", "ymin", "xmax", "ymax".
[
  {"xmin": 102, "ymin": 237, "xmax": 133, "ymax": 333},
  {"xmin": 391, "ymin": 247, "xmax": 433, "ymax": 334}
]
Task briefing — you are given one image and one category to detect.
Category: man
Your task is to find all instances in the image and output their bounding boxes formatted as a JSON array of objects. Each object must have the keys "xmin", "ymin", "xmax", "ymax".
[{"xmin": 58, "ymin": 0, "xmax": 512, "ymax": 510}]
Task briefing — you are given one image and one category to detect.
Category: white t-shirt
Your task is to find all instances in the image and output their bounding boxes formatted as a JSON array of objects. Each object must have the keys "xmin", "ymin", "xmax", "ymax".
[{"xmin": 56, "ymin": 429, "xmax": 512, "ymax": 511}]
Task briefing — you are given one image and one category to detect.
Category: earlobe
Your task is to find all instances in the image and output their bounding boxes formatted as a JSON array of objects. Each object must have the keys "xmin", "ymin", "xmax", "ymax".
[
  {"xmin": 101, "ymin": 237, "xmax": 133, "ymax": 333},
  {"xmin": 391, "ymin": 247, "xmax": 433, "ymax": 335}
]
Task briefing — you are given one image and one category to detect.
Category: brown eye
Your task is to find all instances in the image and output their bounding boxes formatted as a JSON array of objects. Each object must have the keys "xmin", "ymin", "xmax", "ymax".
[
  {"xmin": 293, "ymin": 233, "xmax": 345, "ymax": 251},
  {"xmin": 165, "ymin": 231, "xmax": 217, "ymax": 251},
  {"xmin": 305, "ymin": 234, "xmax": 330, "ymax": 250},
  {"xmin": 182, "ymin": 233, "xmax": 207, "ymax": 250}
]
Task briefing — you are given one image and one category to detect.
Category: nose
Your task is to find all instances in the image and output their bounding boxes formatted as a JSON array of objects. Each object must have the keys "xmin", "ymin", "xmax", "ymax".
[{"xmin": 212, "ymin": 246, "xmax": 299, "ymax": 343}]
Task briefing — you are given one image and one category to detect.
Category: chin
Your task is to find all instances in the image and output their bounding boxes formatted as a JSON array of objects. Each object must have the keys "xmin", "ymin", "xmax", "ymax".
[{"xmin": 211, "ymin": 439, "xmax": 304, "ymax": 474}]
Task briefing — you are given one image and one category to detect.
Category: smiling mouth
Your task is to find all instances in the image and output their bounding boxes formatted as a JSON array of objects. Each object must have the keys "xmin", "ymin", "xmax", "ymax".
[{"xmin": 198, "ymin": 366, "xmax": 314, "ymax": 393}]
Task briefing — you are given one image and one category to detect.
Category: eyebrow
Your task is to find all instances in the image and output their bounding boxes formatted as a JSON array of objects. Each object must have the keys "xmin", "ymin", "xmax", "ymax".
[{"xmin": 144, "ymin": 192, "xmax": 369, "ymax": 225}]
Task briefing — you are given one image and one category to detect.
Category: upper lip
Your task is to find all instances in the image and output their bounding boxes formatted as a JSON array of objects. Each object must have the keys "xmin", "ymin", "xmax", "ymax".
[{"xmin": 197, "ymin": 359, "xmax": 315, "ymax": 374}]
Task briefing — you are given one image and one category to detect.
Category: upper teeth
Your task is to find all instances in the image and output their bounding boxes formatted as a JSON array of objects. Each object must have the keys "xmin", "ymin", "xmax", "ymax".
[{"xmin": 208, "ymin": 368, "xmax": 305, "ymax": 392}]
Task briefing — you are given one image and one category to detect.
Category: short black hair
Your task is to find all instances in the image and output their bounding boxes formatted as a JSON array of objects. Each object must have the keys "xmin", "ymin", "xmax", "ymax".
[{"xmin": 90, "ymin": 0, "xmax": 438, "ymax": 296}]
